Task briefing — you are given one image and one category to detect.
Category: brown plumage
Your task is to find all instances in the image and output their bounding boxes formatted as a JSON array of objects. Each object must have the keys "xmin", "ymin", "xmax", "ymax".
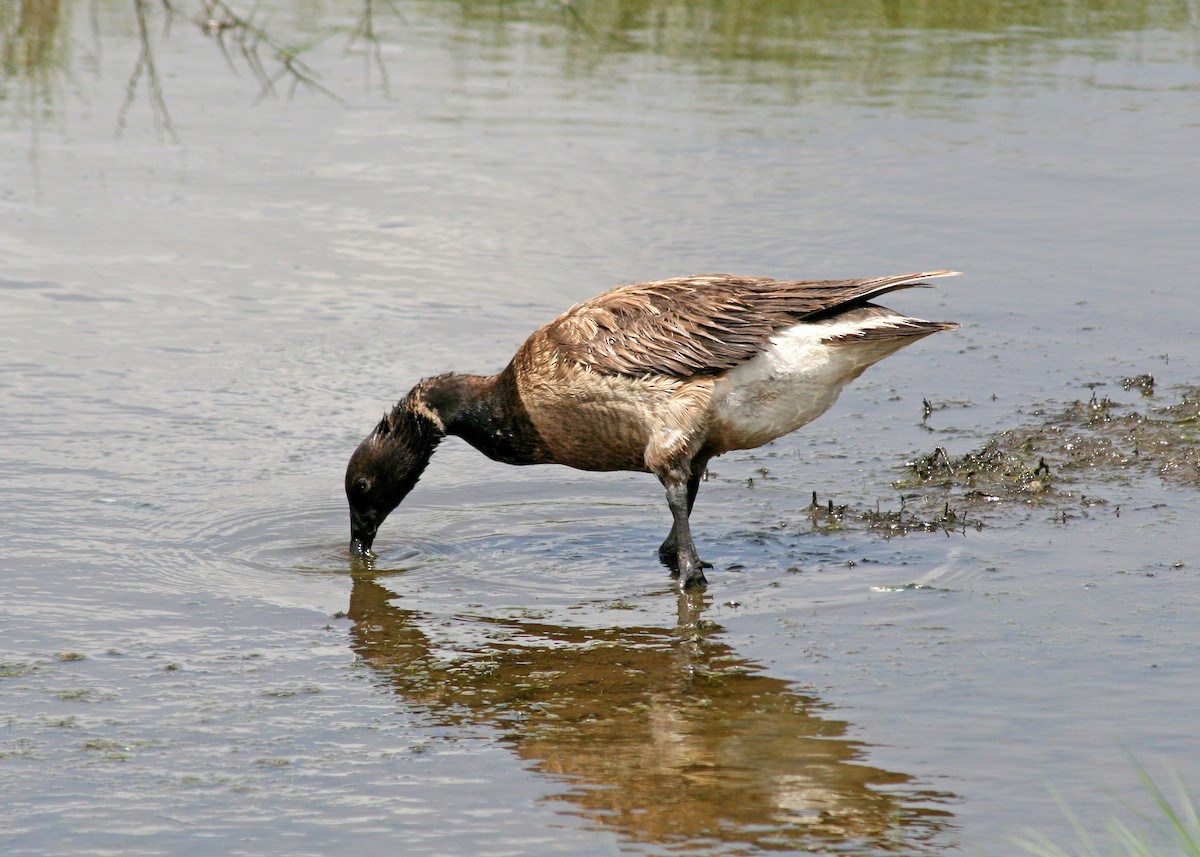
[
  {"xmin": 548, "ymin": 273, "xmax": 950, "ymax": 377},
  {"xmin": 346, "ymin": 271, "xmax": 959, "ymax": 587}
]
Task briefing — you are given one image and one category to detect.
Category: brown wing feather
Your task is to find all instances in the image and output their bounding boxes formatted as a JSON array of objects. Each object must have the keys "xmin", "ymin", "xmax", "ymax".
[{"xmin": 542, "ymin": 271, "xmax": 959, "ymax": 378}]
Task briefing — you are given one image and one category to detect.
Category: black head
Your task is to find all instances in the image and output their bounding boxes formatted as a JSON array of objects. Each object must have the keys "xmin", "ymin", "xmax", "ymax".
[{"xmin": 345, "ymin": 403, "xmax": 442, "ymax": 557}]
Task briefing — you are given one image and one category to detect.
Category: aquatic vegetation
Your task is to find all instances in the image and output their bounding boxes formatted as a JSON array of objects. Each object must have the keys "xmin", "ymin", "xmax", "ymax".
[
  {"xmin": 915, "ymin": 382, "xmax": 1200, "ymax": 494},
  {"xmin": 1016, "ymin": 767, "xmax": 1200, "ymax": 857},
  {"xmin": 0, "ymin": 660, "xmax": 42, "ymax": 679},
  {"xmin": 805, "ymin": 381, "xmax": 1200, "ymax": 537}
]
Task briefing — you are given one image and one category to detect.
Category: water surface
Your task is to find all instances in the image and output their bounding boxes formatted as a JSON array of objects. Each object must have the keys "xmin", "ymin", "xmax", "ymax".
[{"xmin": 3, "ymin": 1, "xmax": 1199, "ymax": 854}]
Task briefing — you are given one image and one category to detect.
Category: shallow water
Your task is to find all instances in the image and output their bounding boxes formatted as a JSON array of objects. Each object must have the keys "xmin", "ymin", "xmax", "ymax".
[{"xmin": 3, "ymin": 1, "xmax": 1200, "ymax": 854}]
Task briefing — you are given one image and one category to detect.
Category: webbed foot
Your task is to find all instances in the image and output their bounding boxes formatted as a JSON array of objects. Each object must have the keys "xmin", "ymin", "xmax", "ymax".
[
  {"xmin": 660, "ymin": 545, "xmax": 710, "ymax": 588},
  {"xmin": 658, "ymin": 538, "xmax": 713, "ymax": 570}
]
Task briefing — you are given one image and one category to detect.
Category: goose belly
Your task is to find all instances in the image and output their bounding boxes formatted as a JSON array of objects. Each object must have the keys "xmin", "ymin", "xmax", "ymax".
[{"xmin": 708, "ymin": 318, "xmax": 912, "ymax": 451}]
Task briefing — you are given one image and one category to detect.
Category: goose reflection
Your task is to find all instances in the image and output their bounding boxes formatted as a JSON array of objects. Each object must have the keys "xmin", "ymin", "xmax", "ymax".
[{"xmin": 348, "ymin": 574, "xmax": 955, "ymax": 853}]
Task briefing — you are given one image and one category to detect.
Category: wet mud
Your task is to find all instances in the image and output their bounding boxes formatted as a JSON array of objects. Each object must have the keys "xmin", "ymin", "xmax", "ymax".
[{"xmin": 808, "ymin": 379, "xmax": 1200, "ymax": 538}]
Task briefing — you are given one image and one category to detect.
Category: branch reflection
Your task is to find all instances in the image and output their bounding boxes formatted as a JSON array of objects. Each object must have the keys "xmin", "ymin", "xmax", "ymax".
[
  {"xmin": 3, "ymin": 0, "xmax": 1194, "ymax": 129},
  {"xmin": 348, "ymin": 573, "xmax": 955, "ymax": 853}
]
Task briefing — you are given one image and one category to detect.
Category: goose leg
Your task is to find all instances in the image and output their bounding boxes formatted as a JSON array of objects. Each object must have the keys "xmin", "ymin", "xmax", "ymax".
[
  {"xmin": 658, "ymin": 466, "xmax": 709, "ymax": 588},
  {"xmin": 658, "ymin": 462, "xmax": 710, "ymax": 566}
]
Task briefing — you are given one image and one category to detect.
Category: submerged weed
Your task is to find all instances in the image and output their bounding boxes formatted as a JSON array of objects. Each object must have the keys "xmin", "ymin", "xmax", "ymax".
[
  {"xmin": 901, "ymin": 382, "xmax": 1200, "ymax": 505},
  {"xmin": 1, "ymin": 661, "xmax": 41, "ymax": 679},
  {"xmin": 1122, "ymin": 374, "xmax": 1157, "ymax": 396},
  {"xmin": 803, "ymin": 381, "xmax": 1200, "ymax": 537}
]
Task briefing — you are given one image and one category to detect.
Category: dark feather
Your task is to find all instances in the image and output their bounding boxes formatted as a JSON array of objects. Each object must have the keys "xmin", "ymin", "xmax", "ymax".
[{"xmin": 543, "ymin": 272, "xmax": 959, "ymax": 378}]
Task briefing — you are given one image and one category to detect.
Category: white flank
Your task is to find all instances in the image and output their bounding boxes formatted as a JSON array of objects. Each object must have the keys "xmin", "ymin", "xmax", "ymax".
[{"xmin": 709, "ymin": 313, "xmax": 925, "ymax": 450}]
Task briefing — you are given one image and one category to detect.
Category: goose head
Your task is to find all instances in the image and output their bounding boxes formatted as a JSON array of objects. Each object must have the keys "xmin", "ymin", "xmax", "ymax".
[{"xmin": 345, "ymin": 404, "xmax": 441, "ymax": 557}]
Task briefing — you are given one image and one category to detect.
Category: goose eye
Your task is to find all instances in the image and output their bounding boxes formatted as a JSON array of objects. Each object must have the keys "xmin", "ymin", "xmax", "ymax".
[{"xmin": 354, "ymin": 477, "xmax": 371, "ymax": 495}]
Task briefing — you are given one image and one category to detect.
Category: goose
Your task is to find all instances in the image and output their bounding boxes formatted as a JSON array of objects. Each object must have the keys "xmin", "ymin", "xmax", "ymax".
[{"xmin": 346, "ymin": 271, "xmax": 959, "ymax": 587}]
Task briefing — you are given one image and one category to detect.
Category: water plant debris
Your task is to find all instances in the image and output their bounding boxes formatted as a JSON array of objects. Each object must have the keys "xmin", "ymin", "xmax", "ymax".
[{"xmin": 807, "ymin": 380, "xmax": 1200, "ymax": 536}]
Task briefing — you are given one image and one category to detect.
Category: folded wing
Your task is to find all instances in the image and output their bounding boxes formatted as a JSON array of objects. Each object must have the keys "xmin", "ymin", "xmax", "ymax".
[{"xmin": 543, "ymin": 271, "xmax": 960, "ymax": 378}]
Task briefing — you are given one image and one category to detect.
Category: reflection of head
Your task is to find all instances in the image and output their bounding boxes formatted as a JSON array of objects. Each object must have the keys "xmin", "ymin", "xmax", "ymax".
[{"xmin": 348, "ymin": 575, "xmax": 955, "ymax": 852}]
